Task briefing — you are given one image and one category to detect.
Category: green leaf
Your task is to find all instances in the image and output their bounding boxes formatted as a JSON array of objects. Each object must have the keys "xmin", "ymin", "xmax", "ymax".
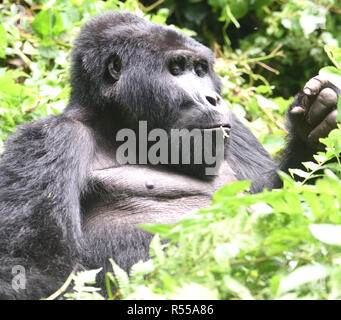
[
  {"xmin": 213, "ymin": 243, "xmax": 239, "ymax": 267},
  {"xmin": 302, "ymin": 161, "xmax": 319, "ymax": 172},
  {"xmin": 139, "ymin": 223, "xmax": 173, "ymax": 237},
  {"xmin": 319, "ymin": 66, "xmax": 341, "ymax": 89},
  {"xmin": 255, "ymin": 85, "xmax": 271, "ymax": 94},
  {"xmin": 320, "ymin": 128, "xmax": 341, "ymax": 155},
  {"xmin": 223, "ymin": 275, "xmax": 253, "ymax": 300},
  {"xmin": 304, "ymin": 192, "xmax": 323, "ymax": 218},
  {"xmin": 0, "ymin": 22, "xmax": 8, "ymax": 59},
  {"xmin": 213, "ymin": 180, "xmax": 251, "ymax": 202},
  {"xmin": 313, "ymin": 154, "xmax": 328, "ymax": 164},
  {"xmin": 279, "ymin": 264, "xmax": 329, "ymax": 294},
  {"xmin": 149, "ymin": 234, "xmax": 165, "ymax": 264},
  {"xmin": 0, "ymin": 77, "xmax": 23, "ymax": 96},
  {"xmin": 270, "ymin": 275, "xmax": 281, "ymax": 295},
  {"xmin": 229, "ymin": 0, "xmax": 249, "ymax": 20},
  {"xmin": 31, "ymin": 9, "xmax": 65, "ymax": 39},
  {"xmin": 129, "ymin": 260, "xmax": 154, "ymax": 282},
  {"xmin": 64, "ymin": 268, "xmax": 104, "ymax": 300},
  {"xmin": 256, "ymin": 95, "xmax": 280, "ymax": 110},
  {"xmin": 289, "ymin": 168, "xmax": 310, "ymax": 179},
  {"xmin": 169, "ymin": 282, "xmax": 219, "ymax": 300},
  {"xmin": 109, "ymin": 258, "xmax": 130, "ymax": 296},
  {"xmin": 73, "ymin": 268, "xmax": 102, "ymax": 288},
  {"xmin": 309, "ymin": 224, "xmax": 341, "ymax": 246},
  {"xmin": 277, "ymin": 171, "xmax": 296, "ymax": 189},
  {"xmin": 262, "ymin": 134, "xmax": 285, "ymax": 155},
  {"xmin": 324, "ymin": 45, "xmax": 341, "ymax": 69}
]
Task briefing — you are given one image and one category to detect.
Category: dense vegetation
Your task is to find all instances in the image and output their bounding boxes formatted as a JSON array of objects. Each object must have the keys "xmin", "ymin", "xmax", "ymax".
[{"xmin": 1, "ymin": 0, "xmax": 341, "ymax": 300}]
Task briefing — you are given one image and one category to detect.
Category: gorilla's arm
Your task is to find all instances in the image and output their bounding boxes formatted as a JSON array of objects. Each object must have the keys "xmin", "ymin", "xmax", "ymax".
[
  {"xmin": 277, "ymin": 76, "xmax": 339, "ymax": 183},
  {"xmin": 0, "ymin": 111, "xmax": 94, "ymax": 299},
  {"xmin": 282, "ymin": 76, "xmax": 340, "ymax": 165},
  {"xmin": 226, "ymin": 115, "xmax": 275, "ymax": 183}
]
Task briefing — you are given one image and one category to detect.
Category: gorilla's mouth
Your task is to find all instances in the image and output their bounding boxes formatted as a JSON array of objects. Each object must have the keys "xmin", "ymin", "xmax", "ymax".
[{"xmin": 200, "ymin": 125, "xmax": 231, "ymax": 139}]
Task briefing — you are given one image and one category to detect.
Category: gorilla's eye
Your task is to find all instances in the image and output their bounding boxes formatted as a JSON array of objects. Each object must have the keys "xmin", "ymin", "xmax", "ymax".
[
  {"xmin": 108, "ymin": 53, "xmax": 122, "ymax": 82},
  {"xmin": 168, "ymin": 56, "xmax": 186, "ymax": 76},
  {"xmin": 194, "ymin": 61, "xmax": 208, "ymax": 77}
]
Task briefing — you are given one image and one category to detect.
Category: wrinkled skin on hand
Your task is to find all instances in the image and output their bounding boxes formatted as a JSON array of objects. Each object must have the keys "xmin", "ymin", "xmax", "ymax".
[{"xmin": 289, "ymin": 75, "xmax": 340, "ymax": 150}]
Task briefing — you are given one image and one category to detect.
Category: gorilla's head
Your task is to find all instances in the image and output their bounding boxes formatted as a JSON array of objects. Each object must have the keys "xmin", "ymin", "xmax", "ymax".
[{"xmin": 69, "ymin": 11, "xmax": 232, "ymax": 177}]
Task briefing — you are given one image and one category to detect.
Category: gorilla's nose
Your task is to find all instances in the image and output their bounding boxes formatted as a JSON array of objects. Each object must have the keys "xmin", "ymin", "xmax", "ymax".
[{"xmin": 205, "ymin": 94, "xmax": 220, "ymax": 107}]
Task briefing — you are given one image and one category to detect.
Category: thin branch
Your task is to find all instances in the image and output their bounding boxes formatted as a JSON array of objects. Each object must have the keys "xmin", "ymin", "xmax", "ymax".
[
  {"xmin": 45, "ymin": 264, "xmax": 79, "ymax": 300},
  {"xmin": 230, "ymin": 255, "xmax": 276, "ymax": 266},
  {"xmin": 143, "ymin": 0, "xmax": 165, "ymax": 13},
  {"xmin": 256, "ymin": 61, "xmax": 278, "ymax": 74}
]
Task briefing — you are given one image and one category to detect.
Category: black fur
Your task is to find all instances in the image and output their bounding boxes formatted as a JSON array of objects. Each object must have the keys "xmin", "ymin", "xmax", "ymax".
[{"xmin": 0, "ymin": 12, "xmax": 334, "ymax": 299}]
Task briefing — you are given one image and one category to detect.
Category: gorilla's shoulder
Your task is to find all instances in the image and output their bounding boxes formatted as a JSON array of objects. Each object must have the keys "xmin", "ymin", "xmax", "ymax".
[{"xmin": 2, "ymin": 111, "xmax": 90, "ymax": 153}]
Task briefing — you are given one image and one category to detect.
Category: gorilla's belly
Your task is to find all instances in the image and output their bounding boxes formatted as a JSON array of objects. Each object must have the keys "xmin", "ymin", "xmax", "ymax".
[{"xmin": 83, "ymin": 161, "xmax": 236, "ymax": 228}]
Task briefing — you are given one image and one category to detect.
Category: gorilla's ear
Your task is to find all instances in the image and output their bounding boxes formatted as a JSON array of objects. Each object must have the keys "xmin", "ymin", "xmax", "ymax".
[{"xmin": 107, "ymin": 53, "xmax": 122, "ymax": 82}]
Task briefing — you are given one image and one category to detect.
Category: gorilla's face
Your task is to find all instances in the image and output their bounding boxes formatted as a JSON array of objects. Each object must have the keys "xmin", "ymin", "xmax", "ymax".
[
  {"xmin": 71, "ymin": 12, "xmax": 232, "ymax": 177},
  {"xmin": 109, "ymin": 36, "xmax": 231, "ymax": 133},
  {"xmin": 163, "ymin": 50, "xmax": 232, "ymax": 132}
]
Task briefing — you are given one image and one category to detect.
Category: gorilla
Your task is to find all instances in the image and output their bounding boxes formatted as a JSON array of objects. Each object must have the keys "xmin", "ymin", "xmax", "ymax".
[{"xmin": 0, "ymin": 11, "xmax": 339, "ymax": 299}]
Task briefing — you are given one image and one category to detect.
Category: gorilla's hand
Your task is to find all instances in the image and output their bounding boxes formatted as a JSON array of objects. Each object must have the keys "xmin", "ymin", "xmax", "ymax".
[{"xmin": 289, "ymin": 75, "xmax": 340, "ymax": 150}]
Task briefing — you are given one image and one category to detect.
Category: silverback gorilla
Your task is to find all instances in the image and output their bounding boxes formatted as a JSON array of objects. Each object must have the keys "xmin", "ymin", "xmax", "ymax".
[{"xmin": 0, "ymin": 11, "xmax": 340, "ymax": 299}]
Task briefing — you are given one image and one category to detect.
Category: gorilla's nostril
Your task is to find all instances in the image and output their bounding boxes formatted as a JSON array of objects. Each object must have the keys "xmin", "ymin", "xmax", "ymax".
[{"xmin": 206, "ymin": 96, "xmax": 217, "ymax": 106}]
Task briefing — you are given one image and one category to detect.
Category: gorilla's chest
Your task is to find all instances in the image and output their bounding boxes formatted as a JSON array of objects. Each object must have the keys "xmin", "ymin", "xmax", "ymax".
[{"xmin": 82, "ymin": 162, "xmax": 236, "ymax": 227}]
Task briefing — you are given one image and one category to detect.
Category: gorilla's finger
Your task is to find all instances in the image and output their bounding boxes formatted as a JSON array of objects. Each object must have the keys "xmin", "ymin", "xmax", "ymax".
[
  {"xmin": 303, "ymin": 75, "xmax": 329, "ymax": 96},
  {"xmin": 307, "ymin": 87, "xmax": 338, "ymax": 126},
  {"xmin": 290, "ymin": 106, "xmax": 305, "ymax": 115},
  {"xmin": 307, "ymin": 109, "xmax": 338, "ymax": 147}
]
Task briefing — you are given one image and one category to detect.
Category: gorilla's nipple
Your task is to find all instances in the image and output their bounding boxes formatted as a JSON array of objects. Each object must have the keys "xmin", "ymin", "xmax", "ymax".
[{"xmin": 145, "ymin": 181, "xmax": 155, "ymax": 189}]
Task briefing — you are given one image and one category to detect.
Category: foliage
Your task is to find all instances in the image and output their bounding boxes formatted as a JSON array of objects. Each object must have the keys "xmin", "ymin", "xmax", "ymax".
[
  {"xmin": 319, "ymin": 45, "xmax": 341, "ymax": 121},
  {"xmin": 158, "ymin": 0, "xmax": 341, "ymax": 97},
  {"xmin": 237, "ymin": 0, "xmax": 341, "ymax": 96},
  {"xmin": 62, "ymin": 268, "xmax": 105, "ymax": 300}
]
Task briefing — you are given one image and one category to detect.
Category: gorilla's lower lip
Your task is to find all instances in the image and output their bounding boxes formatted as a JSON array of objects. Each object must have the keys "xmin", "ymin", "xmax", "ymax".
[
  {"xmin": 200, "ymin": 123, "xmax": 231, "ymax": 130},
  {"xmin": 200, "ymin": 126, "xmax": 230, "ymax": 139},
  {"xmin": 200, "ymin": 126, "xmax": 230, "ymax": 132},
  {"xmin": 202, "ymin": 126, "xmax": 229, "ymax": 130}
]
